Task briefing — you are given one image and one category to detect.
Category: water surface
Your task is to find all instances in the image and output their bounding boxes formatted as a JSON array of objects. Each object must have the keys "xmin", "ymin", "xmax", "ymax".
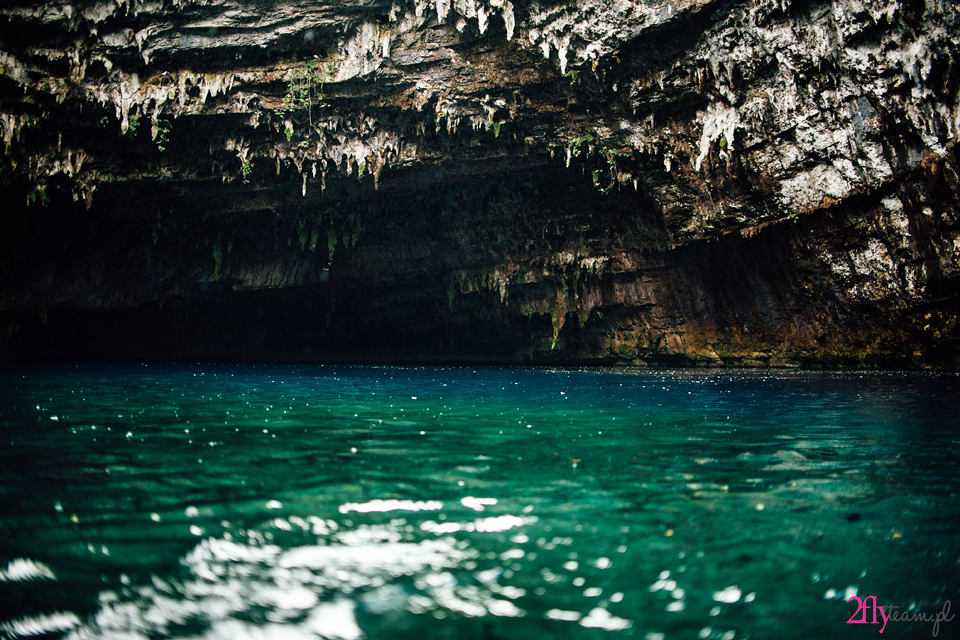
[{"xmin": 1, "ymin": 365, "xmax": 958, "ymax": 639}]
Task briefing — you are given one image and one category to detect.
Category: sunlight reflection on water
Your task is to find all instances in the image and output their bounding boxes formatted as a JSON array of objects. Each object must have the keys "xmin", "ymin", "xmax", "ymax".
[{"xmin": 59, "ymin": 503, "xmax": 537, "ymax": 640}]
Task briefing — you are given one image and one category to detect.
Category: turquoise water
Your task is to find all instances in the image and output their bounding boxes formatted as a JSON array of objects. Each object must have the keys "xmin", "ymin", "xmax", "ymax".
[{"xmin": 0, "ymin": 365, "xmax": 958, "ymax": 640}]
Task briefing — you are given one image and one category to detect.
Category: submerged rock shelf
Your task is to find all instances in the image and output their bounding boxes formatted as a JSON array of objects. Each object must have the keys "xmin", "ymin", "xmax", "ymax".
[{"xmin": 1, "ymin": 0, "xmax": 958, "ymax": 366}]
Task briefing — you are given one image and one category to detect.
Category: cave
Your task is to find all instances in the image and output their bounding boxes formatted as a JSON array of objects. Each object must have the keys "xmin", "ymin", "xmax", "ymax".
[{"xmin": 1, "ymin": 0, "xmax": 957, "ymax": 367}]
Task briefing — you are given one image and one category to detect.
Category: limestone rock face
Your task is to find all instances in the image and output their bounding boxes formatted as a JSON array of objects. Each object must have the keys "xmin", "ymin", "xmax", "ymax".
[{"xmin": 1, "ymin": 0, "xmax": 958, "ymax": 366}]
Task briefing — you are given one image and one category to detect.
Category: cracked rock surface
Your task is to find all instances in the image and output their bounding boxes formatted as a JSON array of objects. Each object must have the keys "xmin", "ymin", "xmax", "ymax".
[{"xmin": 1, "ymin": 0, "xmax": 958, "ymax": 366}]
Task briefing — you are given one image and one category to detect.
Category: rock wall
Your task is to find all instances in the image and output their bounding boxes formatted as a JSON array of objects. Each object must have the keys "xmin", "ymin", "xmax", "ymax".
[{"xmin": 1, "ymin": 0, "xmax": 958, "ymax": 366}]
